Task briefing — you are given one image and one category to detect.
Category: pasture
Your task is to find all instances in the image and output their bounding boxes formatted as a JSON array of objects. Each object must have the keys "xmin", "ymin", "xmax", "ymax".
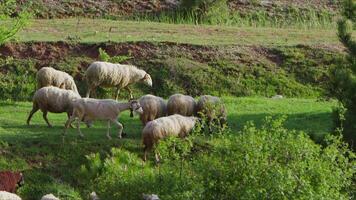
[
  {"xmin": 0, "ymin": 97, "xmax": 335, "ymax": 176},
  {"xmin": 1, "ymin": 0, "xmax": 355, "ymax": 199}
]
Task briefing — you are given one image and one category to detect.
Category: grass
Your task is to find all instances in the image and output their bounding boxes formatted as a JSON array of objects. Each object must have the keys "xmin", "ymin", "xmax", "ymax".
[
  {"xmin": 14, "ymin": 18, "xmax": 347, "ymax": 46},
  {"xmin": 0, "ymin": 97, "xmax": 337, "ymax": 198}
]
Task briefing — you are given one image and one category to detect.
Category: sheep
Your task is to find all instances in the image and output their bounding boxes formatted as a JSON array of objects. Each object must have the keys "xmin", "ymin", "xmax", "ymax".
[
  {"xmin": 26, "ymin": 86, "xmax": 84, "ymax": 128},
  {"xmin": 85, "ymin": 61, "xmax": 152, "ymax": 100},
  {"xmin": 41, "ymin": 194, "xmax": 59, "ymax": 200},
  {"xmin": 0, "ymin": 171, "xmax": 24, "ymax": 193},
  {"xmin": 167, "ymin": 94, "xmax": 197, "ymax": 116},
  {"xmin": 142, "ymin": 194, "xmax": 159, "ymax": 200},
  {"xmin": 36, "ymin": 67, "xmax": 79, "ymax": 95},
  {"xmin": 0, "ymin": 191, "xmax": 22, "ymax": 200},
  {"xmin": 138, "ymin": 94, "xmax": 167, "ymax": 125},
  {"xmin": 64, "ymin": 99, "xmax": 143, "ymax": 139},
  {"xmin": 197, "ymin": 95, "xmax": 227, "ymax": 129},
  {"xmin": 142, "ymin": 114, "xmax": 198, "ymax": 162}
]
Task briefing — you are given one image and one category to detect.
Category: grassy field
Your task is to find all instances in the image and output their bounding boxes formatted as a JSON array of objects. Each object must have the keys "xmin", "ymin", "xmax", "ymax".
[
  {"xmin": 14, "ymin": 18, "xmax": 346, "ymax": 46},
  {"xmin": 0, "ymin": 97, "xmax": 336, "ymax": 168}
]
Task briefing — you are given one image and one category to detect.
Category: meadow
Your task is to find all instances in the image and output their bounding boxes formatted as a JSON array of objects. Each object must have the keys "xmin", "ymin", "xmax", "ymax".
[
  {"xmin": 0, "ymin": 0, "xmax": 355, "ymax": 199},
  {"xmin": 0, "ymin": 97, "xmax": 339, "ymax": 199}
]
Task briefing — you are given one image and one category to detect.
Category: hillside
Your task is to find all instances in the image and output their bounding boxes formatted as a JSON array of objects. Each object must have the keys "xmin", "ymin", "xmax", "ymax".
[{"xmin": 20, "ymin": 0, "xmax": 340, "ymax": 19}]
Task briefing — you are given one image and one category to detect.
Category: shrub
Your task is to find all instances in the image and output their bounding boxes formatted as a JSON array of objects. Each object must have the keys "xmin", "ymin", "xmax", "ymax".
[{"xmin": 86, "ymin": 117, "xmax": 355, "ymax": 199}]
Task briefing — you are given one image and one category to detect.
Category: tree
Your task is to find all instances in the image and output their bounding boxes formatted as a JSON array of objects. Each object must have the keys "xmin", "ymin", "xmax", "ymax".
[
  {"xmin": 0, "ymin": 0, "xmax": 29, "ymax": 44},
  {"xmin": 330, "ymin": 0, "xmax": 356, "ymax": 147}
]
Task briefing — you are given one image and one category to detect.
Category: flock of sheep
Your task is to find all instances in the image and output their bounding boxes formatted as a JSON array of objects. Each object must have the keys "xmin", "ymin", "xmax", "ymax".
[{"xmin": 25, "ymin": 61, "xmax": 227, "ymax": 161}]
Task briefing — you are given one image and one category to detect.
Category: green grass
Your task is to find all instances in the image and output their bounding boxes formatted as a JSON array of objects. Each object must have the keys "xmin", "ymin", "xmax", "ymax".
[
  {"xmin": 14, "ymin": 18, "xmax": 346, "ymax": 46},
  {"xmin": 0, "ymin": 97, "xmax": 337, "ymax": 198}
]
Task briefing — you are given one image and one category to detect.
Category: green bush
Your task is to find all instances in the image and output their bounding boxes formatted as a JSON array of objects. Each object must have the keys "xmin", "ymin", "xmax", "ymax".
[
  {"xmin": 84, "ymin": 117, "xmax": 355, "ymax": 199},
  {"xmin": 18, "ymin": 172, "xmax": 82, "ymax": 200}
]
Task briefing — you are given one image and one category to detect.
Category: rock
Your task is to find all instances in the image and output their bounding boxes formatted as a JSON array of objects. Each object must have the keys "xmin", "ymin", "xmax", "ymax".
[
  {"xmin": 0, "ymin": 191, "xmax": 22, "ymax": 200},
  {"xmin": 143, "ymin": 194, "xmax": 159, "ymax": 200},
  {"xmin": 41, "ymin": 194, "xmax": 59, "ymax": 200}
]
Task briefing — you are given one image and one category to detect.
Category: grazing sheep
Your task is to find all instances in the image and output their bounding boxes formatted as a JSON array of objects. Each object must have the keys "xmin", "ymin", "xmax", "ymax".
[
  {"xmin": 142, "ymin": 114, "xmax": 198, "ymax": 161},
  {"xmin": 64, "ymin": 99, "xmax": 143, "ymax": 139},
  {"xmin": 167, "ymin": 94, "xmax": 197, "ymax": 116},
  {"xmin": 197, "ymin": 95, "xmax": 227, "ymax": 128},
  {"xmin": 0, "ymin": 171, "xmax": 24, "ymax": 193},
  {"xmin": 138, "ymin": 94, "xmax": 167, "ymax": 125},
  {"xmin": 26, "ymin": 86, "xmax": 83, "ymax": 128},
  {"xmin": 85, "ymin": 61, "xmax": 153, "ymax": 100},
  {"xmin": 41, "ymin": 194, "xmax": 59, "ymax": 200},
  {"xmin": 0, "ymin": 191, "xmax": 22, "ymax": 200},
  {"xmin": 36, "ymin": 67, "xmax": 79, "ymax": 95}
]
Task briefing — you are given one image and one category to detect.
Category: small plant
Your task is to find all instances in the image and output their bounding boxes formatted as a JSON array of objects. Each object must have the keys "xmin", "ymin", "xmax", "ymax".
[{"xmin": 98, "ymin": 47, "xmax": 132, "ymax": 63}]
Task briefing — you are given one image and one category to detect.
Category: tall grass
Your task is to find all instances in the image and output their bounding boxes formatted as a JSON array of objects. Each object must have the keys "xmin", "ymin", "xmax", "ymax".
[{"xmin": 126, "ymin": 7, "xmax": 336, "ymax": 29}]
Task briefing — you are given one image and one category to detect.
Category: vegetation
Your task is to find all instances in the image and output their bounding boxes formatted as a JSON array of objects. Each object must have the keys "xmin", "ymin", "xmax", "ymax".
[
  {"xmin": 0, "ymin": 45, "xmax": 344, "ymax": 101},
  {"xmin": 14, "ymin": 18, "xmax": 347, "ymax": 46},
  {"xmin": 0, "ymin": 98, "xmax": 344, "ymax": 199},
  {"xmin": 0, "ymin": 0, "xmax": 29, "ymax": 44},
  {"xmin": 329, "ymin": 0, "xmax": 356, "ymax": 146}
]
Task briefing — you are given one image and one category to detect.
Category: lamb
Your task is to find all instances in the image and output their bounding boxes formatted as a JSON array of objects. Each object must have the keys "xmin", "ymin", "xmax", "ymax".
[
  {"xmin": 64, "ymin": 99, "xmax": 143, "ymax": 139},
  {"xmin": 85, "ymin": 61, "xmax": 152, "ymax": 100},
  {"xmin": 26, "ymin": 86, "xmax": 83, "ymax": 128},
  {"xmin": 0, "ymin": 191, "xmax": 22, "ymax": 200},
  {"xmin": 138, "ymin": 94, "xmax": 167, "ymax": 125},
  {"xmin": 167, "ymin": 94, "xmax": 197, "ymax": 116},
  {"xmin": 197, "ymin": 95, "xmax": 227, "ymax": 128},
  {"xmin": 0, "ymin": 171, "xmax": 24, "ymax": 193},
  {"xmin": 142, "ymin": 114, "xmax": 198, "ymax": 161},
  {"xmin": 36, "ymin": 67, "xmax": 79, "ymax": 95},
  {"xmin": 41, "ymin": 194, "xmax": 59, "ymax": 200}
]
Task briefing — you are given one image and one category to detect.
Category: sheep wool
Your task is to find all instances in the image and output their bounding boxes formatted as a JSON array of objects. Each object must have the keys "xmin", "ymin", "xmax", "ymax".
[
  {"xmin": 142, "ymin": 114, "xmax": 197, "ymax": 161},
  {"xmin": 64, "ymin": 98, "xmax": 143, "ymax": 139},
  {"xmin": 27, "ymin": 86, "xmax": 81, "ymax": 127},
  {"xmin": 167, "ymin": 94, "xmax": 197, "ymax": 116},
  {"xmin": 197, "ymin": 95, "xmax": 227, "ymax": 124},
  {"xmin": 85, "ymin": 61, "xmax": 152, "ymax": 100},
  {"xmin": 0, "ymin": 171, "xmax": 23, "ymax": 193},
  {"xmin": 139, "ymin": 94, "xmax": 167, "ymax": 125},
  {"xmin": 0, "ymin": 191, "xmax": 22, "ymax": 200},
  {"xmin": 36, "ymin": 67, "xmax": 79, "ymax": 95}
]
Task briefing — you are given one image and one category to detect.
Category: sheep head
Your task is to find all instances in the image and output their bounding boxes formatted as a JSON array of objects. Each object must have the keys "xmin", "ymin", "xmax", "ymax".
[
  {"xmin": 141, "ymin": 73, "xmax": 153, "ymax": 87},
  {"xmin": 129, "ymin": 100, "xmax": 143, "ymax": 117}
]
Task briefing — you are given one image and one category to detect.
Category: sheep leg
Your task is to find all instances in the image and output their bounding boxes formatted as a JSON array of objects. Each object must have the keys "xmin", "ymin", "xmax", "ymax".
[
  {"xmin": 115, "ymin": 87, "xmax": 120, "ymax": 101},
  {"xmin": 64, "ymin": 116, "xmax": 76, "ymax": 135},
  {"xmin": 26, "ymin": 103, "xmax": 39, "ymax": 125},
  {"xmin": 42, "ymin": 111, "xmax": 52, "ymax": 128},
  {"xmin": 125, "ymin": 87, "xmax": 133, "ymax": 99},
  {"xmin": 106, "ymin": 120, "xmax": 112, "ymax": 140},
  {"xmin": 67, "ymin": 112, "xmax": 75, "ymax": 128},
  {"xmin": 76, "ymin": 118, "xmax": 84, "ymax": 138},
  {"xmin": 143, "ymin": 146, "xmax": 148, "ymax": 161},
  {"xmin": 86, "ymin": 86, "xmax": 95, "ymax": 98},
  {"xmin": 111, "ymin": 119, "xmax": 123, "ymax": 138}
]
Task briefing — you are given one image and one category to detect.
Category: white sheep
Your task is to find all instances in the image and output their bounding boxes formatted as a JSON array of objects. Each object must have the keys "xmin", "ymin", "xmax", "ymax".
[
  {"xmin": 0, "ymin": 191, "xmax": 22, "ymax": 200},
  {"xmin": 197, "ymin": 95, "xmax": 227, "ymax": 128},
  {"xmin": 64, "ymin": 99, "xmax": 143, "ymax": 139},
  {"xmin": 138, "ymin": 94, "xmax": 167, "ymax": 125},
  {"xmin": 36, "ymin": 67, "xmax": 79, "ymax": 95},
  {"xmin": 142, "ymin": 114, "xmax": 198, "ymax": 162},
  {"xmin": 167, "ymin": 94, "xmax": 196, "ymax": 116},
  {"xmin": 41, "ymin": 194, "xmax": 59, "ymax": 200},
  {"xmin": 85, "ymin": 61, "xmax": 152, "ymax": 100},
  {"xmin": 26, "ymin": 86, "xmax": 82, "ymax": 127}
]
